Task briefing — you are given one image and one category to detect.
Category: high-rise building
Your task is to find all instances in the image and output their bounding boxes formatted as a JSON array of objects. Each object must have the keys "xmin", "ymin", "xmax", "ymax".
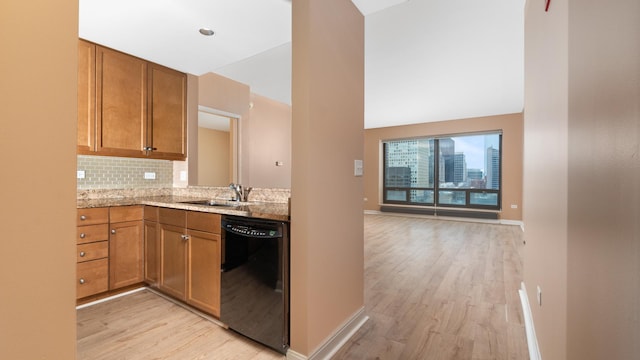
[
  {"xmin": 385, "ymin": 167, "xmax": 411, "ymax": 187},
  {"xmin": 485, "ymin": 146, "xmax": 500, "ymax": 189},
  {"xmin": 467, "ymin": 168, "xmax": 486, "ymax": 188},
  {"xmin": 467, "ymin": 168, "xmax": 483, "ymax": 180},
  {"xmin": 385, "ymin": 139, "xmax": 433, "ymax": 187},
  {"xmin": 453, "ymin": 152, "xmax": 467, "ymax": 185},
  {"xmin": 439, "ymin": 138, "xmax": 455, "ymax": 183}
]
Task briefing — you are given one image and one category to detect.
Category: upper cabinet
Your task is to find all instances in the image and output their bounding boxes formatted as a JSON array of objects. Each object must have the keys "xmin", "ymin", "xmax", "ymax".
[
  {"xmin": 96, "ymin": 45, "xmax": 148, "ymax": 157},
  {"xmin": 147, "ymin": 64, "xmax": 187, "ymax": 160},
  {"xmin": 77, "ymin": 39, "xmax": 187, "ymax": 161},
  {"xmin": 77, "ymin": 40, "xmax": 96, "ymax": 153}
]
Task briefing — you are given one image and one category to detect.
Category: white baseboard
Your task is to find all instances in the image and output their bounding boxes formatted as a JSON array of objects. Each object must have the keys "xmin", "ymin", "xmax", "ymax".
[
  {"xmin": 287, "ymin": 307, "xmax": 369, "ymax": 360},
  {"xmin": 75, "ymin": 286, "xmax": 146, "ymax": 310},
  {"xmin": 499, "ymin": 219, "xmax": 524, "ymax": 229},
  {"xmin": 519, "ymin": 282, "xmax": 541, "ymax": 360}
]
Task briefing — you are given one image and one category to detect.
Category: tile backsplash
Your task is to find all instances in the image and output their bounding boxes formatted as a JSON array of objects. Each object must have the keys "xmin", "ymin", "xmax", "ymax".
[{"xmin": 77, "ymin": 155, "xmax": 173, "ymax": 189}]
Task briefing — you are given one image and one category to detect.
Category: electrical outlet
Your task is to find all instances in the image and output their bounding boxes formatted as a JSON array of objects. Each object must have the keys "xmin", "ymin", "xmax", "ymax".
[
  {"xmin": 537, "ymin": 286, "xmax": 542, "ymax": 306},
  {"xmin": 77, "ymin": 170, "xmax": 85, "ymax": 179},
  {"xmin": 179, "ymin": 171, "xmax": 187, "ymax": 181},
  {"xmin": 144, "ymin": 172, "xmax": 156, "ymax": 180},
  {"xmin": 511, "ymin": 204, "xmax": 518, "ymax": 209}
]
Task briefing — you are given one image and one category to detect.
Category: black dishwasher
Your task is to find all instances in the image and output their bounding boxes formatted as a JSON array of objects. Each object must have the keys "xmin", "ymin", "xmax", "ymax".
[{"xmin": 220, "ymin": 215, "xmax": 289, "ymax": 354}]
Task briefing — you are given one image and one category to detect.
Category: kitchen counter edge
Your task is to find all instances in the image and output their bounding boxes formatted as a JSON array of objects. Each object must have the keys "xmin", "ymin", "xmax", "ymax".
[{"xmin": 77, "ymin": 195, "xmax": 290, "ymax": 222}]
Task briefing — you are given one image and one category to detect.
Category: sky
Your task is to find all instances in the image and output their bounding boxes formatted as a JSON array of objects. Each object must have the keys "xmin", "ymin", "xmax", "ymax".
[{"xmin": 450, "ymin": 134, "xmax": 500, "ymax": 171}]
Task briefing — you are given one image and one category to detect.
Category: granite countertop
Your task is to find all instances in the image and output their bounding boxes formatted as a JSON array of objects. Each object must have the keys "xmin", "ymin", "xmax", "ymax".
[{"xmin": 77, "ymin": 195, "xmax": 290, "ymax": 222}]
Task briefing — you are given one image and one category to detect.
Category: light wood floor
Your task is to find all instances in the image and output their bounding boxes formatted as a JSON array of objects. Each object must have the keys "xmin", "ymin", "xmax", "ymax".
[
  {"xmin": 332, "ymin": 214, "xmax": 528, "ymax": 359},
  {"xmin": 77, "ymin": 214, "xmax": 527, "ymax": 359},
  {"xmin": 76, "ymin": 290, "xmax": 285, "ymax": 360}
]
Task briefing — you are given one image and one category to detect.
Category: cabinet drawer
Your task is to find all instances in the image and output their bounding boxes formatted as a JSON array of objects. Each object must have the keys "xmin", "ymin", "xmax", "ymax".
[
  {"xmin": 77, "ymin": 258, "xmax": 108, "ymax": 299},
  {"xmin": 144, "ymin": 206, "xmax": 158, "ymax": 222},
  {"xmin": 77, "ymin": 241, "xmax": 108, "ymax": 263},
  {"xmin": 77, "ymin": 207, "xmax": 109, "ymax": 225},
  {"xmin": 77, "ymin": 224, "xmax": 109, "ymax": 244},
  {"xmin": 110, "ymin": 205, "xmax": 143, "ymax": 223},
  {"xmin": 187, "ymin": 211, "xmax": 221, "ymax": 234},
  {"xmin": 159, "ymin": 207, "xmax": 186, "ymax": 227}
]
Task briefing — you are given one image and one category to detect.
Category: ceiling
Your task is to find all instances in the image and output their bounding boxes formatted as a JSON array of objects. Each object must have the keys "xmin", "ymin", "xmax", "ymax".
[{"xmin": 79, "ymin": 0, "xmax": 524, "ymax": 129}]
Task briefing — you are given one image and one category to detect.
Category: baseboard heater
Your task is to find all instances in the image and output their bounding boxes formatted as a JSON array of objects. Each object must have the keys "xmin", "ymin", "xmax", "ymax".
[{"xmin": 380, "ymin": 206, "xmax": 498, "ymax": 220}]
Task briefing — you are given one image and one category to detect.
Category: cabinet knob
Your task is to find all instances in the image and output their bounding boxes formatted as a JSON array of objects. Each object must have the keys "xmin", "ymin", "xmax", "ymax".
[
  {"xmin": 111, "ymin": 229, "xmax": 116, "ymax": 234},
  {"xmin": 80, "ymin": 233, "xmax": 86, "ymax": 239},
  {"xmin": 79, "ymin": 251, "xmax": 86, "ymax": 257},
  {"xmin": 80, "ymin": 215, "xmax": 87, "ymax": 221},
  {"xmin": 181, "ymin": 234, "xmax": 189, "ymax": 241},
  {"xmin": 79, "ymin": 278, "xmax": 85, "ymax": 285},
  {"xmin": 144, "ymin": 146, "xmax": 158, "ymax": 151}
]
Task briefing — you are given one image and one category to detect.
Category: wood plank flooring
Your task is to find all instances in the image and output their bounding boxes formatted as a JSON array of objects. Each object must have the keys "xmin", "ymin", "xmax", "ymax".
[
  {"xmin": 76, "ymin": 290, "xmax": 285, "ymax": 360},
  {"xmin": 332, "ymin": 214, "xmax": 528, "ymax": 360},
  {"xmin": 77, "ymin": 214, "xmax": 527, "ymax": 360}
]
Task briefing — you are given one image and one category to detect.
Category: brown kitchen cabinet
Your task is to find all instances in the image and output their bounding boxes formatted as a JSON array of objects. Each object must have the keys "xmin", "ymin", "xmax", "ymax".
[
  {"xmin": 77, "ymin": 39, "xmax": 187, "ymax": 160},
  {"xmin": 109, "ymin": 206, "xmax": 144, "ymax": 290},
  {"xmin": 158, "ymin": 208, "xmax": 188, "ymax": 300},
  {"xmin": 143, "ymin": 206, "xmax": 160, "ymax": 287},
  {"xmin": 76, "ymin": 207, "xmax": 109, "ymax": 299},
  {"xmin": 157, "ymin": 208, "xmax": 221, "ymax": 316},
  {"xmin": 147, "ymin": 63, "xmax": 187, "ymax": 160},
  {"xmin": 96, "ymin": 46, "xmax": 148, "ymax": 157},
  {"xmin": 77, "ymin": 39, "xmax": 96, "ymax": 154},
  {"xmin": 186, "ymin": 211, "xmax": 221, "ymax": 317}
]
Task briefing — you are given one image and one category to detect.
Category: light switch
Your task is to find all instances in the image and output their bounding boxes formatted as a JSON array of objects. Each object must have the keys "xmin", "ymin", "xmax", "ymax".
[
  {"xmin": 180, "ymin": 171, "xmax": 187, "ymax": 181},
  {"xmin": 354, "ymin": 159, "xmax": 363, "ymax": 177}
]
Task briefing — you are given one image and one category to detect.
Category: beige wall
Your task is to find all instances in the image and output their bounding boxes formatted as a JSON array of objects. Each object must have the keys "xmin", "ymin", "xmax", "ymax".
[
  {"xmin": 197, "ymin": 127, "xmax": 230, "ymax": 186},
  {"xmin": 565, "ymin": 0, "xmax": 640, "ymax": 358},
  {"xmin": 523, "ymin": 1, "xmax": 569, "ymax": 358},
  {"xmin": 196, "ymin": 72, "xmax": 251, "ymax": 186},
  {"xmin": 246, "ymin": 93, "xmax": 292, "ymax": 189},
  {"xmin": 197, "ymin": 72, "xmax": 292, "ymax": 189},
  {"xmin": 291, "ymin": 0, "xmax": 364, "ymax": 355},
  {"xmin": 364, "ymin": 113, "xmax": 523, "ymax": 220},
  {"xmin": 0, "ymin": 0, "xmax": 78, "ymax": 358},
  {"xmin": 524, "ymin": 0, "xmax": 640, "ymax": 359}
]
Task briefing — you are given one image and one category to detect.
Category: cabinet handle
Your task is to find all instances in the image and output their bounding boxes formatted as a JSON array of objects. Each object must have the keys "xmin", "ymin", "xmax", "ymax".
[
  {"xmin": 79, "ymin": 251, "xmax": 86, "ymax": 257},
  {"xmin": 80, "ymin": 215, "xmax": 87, "ymax": 221},
  {"xmin": 181, "ymin": 234, "xmax": 189, "ymax": 241},
  {"xmin": 111, "ymin": 229, "xmax": 116, "ymax": 234},
  {"xmin": 144, "ymin": 146, "xmax": 158, "ymax": 151},
  {"xmin": 79, "ymin": 278, "xmax": 85, "ymax": 285},
  {"xmin": 80, "ymin": 233, "xmax": 86, "ymax": 239}
]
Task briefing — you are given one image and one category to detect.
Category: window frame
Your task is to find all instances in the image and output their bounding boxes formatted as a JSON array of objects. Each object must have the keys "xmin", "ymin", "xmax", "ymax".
[{"xmin": 382, "ymin": 132, "xmax": 502, "ymax": 211}]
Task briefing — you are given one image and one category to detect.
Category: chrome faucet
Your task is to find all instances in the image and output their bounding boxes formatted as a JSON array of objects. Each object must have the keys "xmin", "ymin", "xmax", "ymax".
[
  {"xmin": 229, "ymin": 183, "xmax": 252, "ymax": 202},
  {"xmin": 229, "ymin": 183, "xmax": 242, "ymax": 201}
]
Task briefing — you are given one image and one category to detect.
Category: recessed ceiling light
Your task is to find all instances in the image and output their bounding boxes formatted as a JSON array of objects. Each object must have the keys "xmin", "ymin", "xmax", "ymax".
[{"xmin": 199, "ymin": 28, "xmax": 215, "ymax": 36}]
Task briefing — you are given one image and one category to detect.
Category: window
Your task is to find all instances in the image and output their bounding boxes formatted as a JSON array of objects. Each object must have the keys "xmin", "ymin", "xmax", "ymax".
[{"xmin": 383, "ymin": 132, "xmax": 501, "ymax": 210}]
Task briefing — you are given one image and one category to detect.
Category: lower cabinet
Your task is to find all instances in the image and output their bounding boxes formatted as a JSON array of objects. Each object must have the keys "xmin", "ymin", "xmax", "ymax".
[
  {"xmin": 143, "ymin": 206, "xmax": 160, "ymax": 287},
  {"xmin": 109, "ymin": 206, "xmax": 144, "ymax": 289},
  {"xmin": 155, "ymin": 208, "xmax": 221, "ymax": 317},
  {"xmin": 187, "ymin": 228, "xmax": 221, "ymax": 316},
  {"xmin": 77, "ymin": 208, "xmax": 109, "ymax": 299},
  {"xmin": 76, "ymin": 206, "xmax": 144, "ymax": 301}
]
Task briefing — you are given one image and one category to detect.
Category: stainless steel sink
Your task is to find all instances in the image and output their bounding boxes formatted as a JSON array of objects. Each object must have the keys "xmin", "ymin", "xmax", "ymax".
[{"xmin": 179, "ymin": 200, "xmax": 243, "ymax": 207}]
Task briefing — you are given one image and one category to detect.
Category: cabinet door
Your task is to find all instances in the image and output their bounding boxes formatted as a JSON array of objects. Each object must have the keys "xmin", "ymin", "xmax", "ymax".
[
  {"xmin": 96, "ymin": 46, "xmax": 147, "ymax": 157},
  {"xmin": 144, "ymin": 220, "xmax": 159, "ymax": 287},
  {"xmin": 147, "ymin": 63, "xmax": 187, "ymax": 160},
  {"xmin": 187, "ymin": 229, "xmax": 221, "ymax": 316},
  {"xmin": 77, "ymin": 39, "xmax": 95, "ymax": 154},
  {"xmin": 109, "ymin": 220, "xmax": 144, "ymax": 289},
  {"xmin": 160, "ymin": 223, "xmax": 188, "ymax": 300}
]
